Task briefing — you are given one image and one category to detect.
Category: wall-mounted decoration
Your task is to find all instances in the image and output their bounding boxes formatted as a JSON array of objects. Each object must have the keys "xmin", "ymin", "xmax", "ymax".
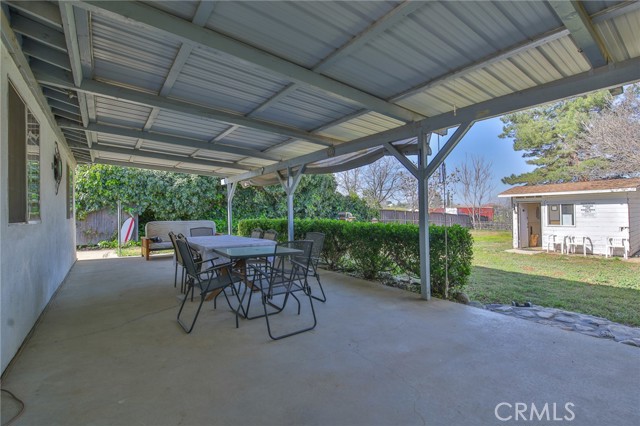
[{"xmin": 52, "ymin": 142, "xmax": 63, "ymax": 194}]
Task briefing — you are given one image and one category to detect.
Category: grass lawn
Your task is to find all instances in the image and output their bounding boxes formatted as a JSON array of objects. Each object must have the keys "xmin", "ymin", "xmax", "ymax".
[{"xmin": 466, "ymin": 230, "xmax": 640, "ymax": 326}]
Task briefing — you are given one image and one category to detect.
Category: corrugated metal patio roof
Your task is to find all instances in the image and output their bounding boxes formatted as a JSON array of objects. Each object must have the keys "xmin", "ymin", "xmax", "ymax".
[{"xmin": 2, "ymin": 0, "xmax": 640, "ymax": 184}]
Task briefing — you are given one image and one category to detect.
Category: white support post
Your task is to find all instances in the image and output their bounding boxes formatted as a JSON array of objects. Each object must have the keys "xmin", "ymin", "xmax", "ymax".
[
  {"xmin": 226, "ymin": 182, "xmax": 236, "ymax": 235},
  {"xmin": 277, "ymin": 166, "xmax": 305, "ymax": 241},
  {"xmin": 417, "ymin": 132, "xmax": 431, "ymax": 300}
]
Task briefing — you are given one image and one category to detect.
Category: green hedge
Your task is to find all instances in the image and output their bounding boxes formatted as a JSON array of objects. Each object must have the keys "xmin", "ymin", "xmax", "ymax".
[{"xmin": 238, "ymin": 219, "xmax": 473, "ymax": 298}]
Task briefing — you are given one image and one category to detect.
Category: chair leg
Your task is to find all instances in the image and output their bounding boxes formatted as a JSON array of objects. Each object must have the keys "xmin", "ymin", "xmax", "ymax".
[
  {"xmin": 310, "ymin": 268, "xmax": 327, "ymax": 303},
  {"xmin": 174, "ymin": 261, "xmax": 178, "ymax": 288},
  {"xmin": 177, "ymin": 284, "xmax": 206, "ymax": 334}
]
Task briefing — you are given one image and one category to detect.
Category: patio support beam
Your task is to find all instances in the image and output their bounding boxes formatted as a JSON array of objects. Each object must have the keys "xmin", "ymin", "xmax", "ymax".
[
  {"xmin": 227, "ymin": 182, "xmax": 237, "ymax": 235},
  {"xmin": 277, "ymin": 166, "xmax": 306, "ymax": 241},
  {"xmin": 66, "ymin": 141, "xmax": 252, "ymax": 170},
  {"xmin": 417, "ymin": 131, "xmax": 431, "ymax": 300},
  {"xmin": 383, "ymin": 141, "xmax": 421, "ymax": 180},
  {"xmin": 424, "ymin": 122, "xmax": 473, "ymax": 178},
  {"xmin": 57, "ymin": 120, "xmax": 281, "ymax": 162},
  {"xmin": 32, "ymin": 65, "xmax": 341, "ymax": 148},
  {"xmin": 223, "ymin": 55, "xmax": 640, "ymax": 185},
  {"xmin": 59, "ymin": 2, "xmax": 96, "ymax": 164},
  {"xmin": 94, "ymin": 159, "xmax": 218, "ymax": 176},
  {"xmin": 549, "ymin": 0, "xmax": 609, "ymax": 68},
  {"xmin": 73, "ymin": 0, "xmax": 423, "ymax": 123}
]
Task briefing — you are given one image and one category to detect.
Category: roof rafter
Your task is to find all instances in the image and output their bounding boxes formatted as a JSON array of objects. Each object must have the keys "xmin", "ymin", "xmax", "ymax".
[
  {"xmin": 67, "ymin": 141, "xmax": 253, "ymax": 171},
  {"xmin": 57, "ymin": 120, "xmax": 282, "ymax": 162},
  {"xmin": 32, "ymin": 64, "xmax": 342, "ymax": 147},
  {"xmin": 223, "ymin": 56, "xmax": 640, "ymax": 184},
  {"xmin": 549, "ymin": 0, "xmax": 609, "ymax": 68},
  {"xmin": 94, "ymin": 159, "xmax": 219, "ymax": 176},
  {"xmin": 73, "ymin": 0, "xmax": 423, "ymax": 123}
]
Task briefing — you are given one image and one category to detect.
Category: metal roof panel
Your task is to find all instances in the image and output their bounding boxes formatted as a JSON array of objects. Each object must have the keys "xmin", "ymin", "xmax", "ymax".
[
  {"xmin": 95, "ymin": 97, "xmax": 153, "ymax": 129},
  {"xmin": 171, "ymin": 49, "xmax": 290, "ymax": 114},
  {"xmin": 92, "ymin": 14, "xmax": 181, "ymax": 92}
]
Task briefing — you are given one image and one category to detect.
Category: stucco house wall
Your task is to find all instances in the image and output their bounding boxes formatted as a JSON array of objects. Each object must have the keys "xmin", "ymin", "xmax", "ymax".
[{"xmin": 1, "ymin": 43, "xmax": 77, "ymax": 374}]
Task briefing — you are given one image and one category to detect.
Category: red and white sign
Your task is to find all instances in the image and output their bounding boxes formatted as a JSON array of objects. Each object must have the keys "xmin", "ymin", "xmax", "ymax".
[{"xmin": 120, "ymin": 217, "xmax": 135, "ymax": 244}]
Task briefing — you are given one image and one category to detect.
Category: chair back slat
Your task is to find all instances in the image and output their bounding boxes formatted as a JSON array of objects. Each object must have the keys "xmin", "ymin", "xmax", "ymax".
[
  {"xmin": 305, "ymin": 232, "xmax": 325, "ymax": 260},
  {"xmin": 168, "ymin": 231, "xmax": 183, "ymax": 265},
  {"xmin": 175, "ymin": 238, "xmax": 199, "ymax": 278},
  {"xmin": 190, "ymin": 227, "xmax": 214, "ymax": 237},
  {"xmin": 263, "ymin": 229, "xmax": 278, "ymax": 241}
]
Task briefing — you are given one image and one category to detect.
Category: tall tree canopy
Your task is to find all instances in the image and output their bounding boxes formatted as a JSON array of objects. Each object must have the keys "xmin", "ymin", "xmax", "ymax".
[
  {"xmin": 500, "ymin": 90, "xmax": 612, "ymax": 185},
  {"xmin": 75, "ymin": 165, "xmax": 376, "ymax": 228},
  {"xmin": 576, "ymin": 85, "xmax": 640, "ymax": 179}
]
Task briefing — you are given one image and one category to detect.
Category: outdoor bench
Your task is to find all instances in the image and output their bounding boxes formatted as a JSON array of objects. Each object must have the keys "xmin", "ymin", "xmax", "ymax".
[{"xmin": 141, "ymin": 220, "xmax": 218, "ymax": 260}]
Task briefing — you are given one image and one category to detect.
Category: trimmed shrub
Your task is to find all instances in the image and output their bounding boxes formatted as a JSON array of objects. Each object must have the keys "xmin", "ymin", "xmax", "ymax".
[{"xmin": 238, "ymin": 219, "xmax": 473, "ymax": 298}]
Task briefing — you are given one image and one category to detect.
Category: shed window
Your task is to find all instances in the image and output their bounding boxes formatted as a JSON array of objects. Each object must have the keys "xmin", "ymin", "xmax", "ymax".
[
  {"xmin": 8, "ymin": 82, "xmax": 40, "ymax": 223},
  {"xmin": 548, "ymin": 204, "xmax": 574, "ymax": 226}
]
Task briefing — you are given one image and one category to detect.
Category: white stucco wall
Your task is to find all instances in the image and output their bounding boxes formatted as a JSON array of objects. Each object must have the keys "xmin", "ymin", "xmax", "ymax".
[{"xmin": 1, "ymin": 43, "xmax": 76, "ymax": 374}]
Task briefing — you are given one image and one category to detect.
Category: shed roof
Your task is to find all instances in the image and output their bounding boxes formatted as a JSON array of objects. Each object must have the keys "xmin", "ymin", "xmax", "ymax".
[
  {"xmin": 498, "ymin": 178, "xmax": 640, "ymax": 197},
  {"xmin": 2, "ymin": 1, "xmax": 640, "ymax": 184}
]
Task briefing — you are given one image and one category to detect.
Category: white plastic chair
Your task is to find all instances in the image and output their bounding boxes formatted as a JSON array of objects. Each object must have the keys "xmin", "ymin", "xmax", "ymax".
[
  {"xmin": 568, "ymin": 236, "xmax": 588, "ymax": 256},
  {"xmin": 606, "ymin": 237, "xmax": 629, "ymax": 259},
  {"xmin": 543, "ymin": 234, "xmax": 558, "ymax": 252}
]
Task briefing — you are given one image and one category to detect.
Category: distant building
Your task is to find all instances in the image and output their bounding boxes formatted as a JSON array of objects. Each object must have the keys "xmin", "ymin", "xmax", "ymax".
[{"xmin": 499, "ymin": 178, "xmax": 640, "ymax": 257}]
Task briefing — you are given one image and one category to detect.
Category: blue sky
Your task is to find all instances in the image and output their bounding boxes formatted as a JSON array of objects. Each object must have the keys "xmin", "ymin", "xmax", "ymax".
[{"xmin": 430, "ymin": 116, "xmax": 535, "ymax": 201}]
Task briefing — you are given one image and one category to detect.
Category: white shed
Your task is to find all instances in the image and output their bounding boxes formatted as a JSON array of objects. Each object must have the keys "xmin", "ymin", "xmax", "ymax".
[{"xmin": 498, "ymin": 178, "xmax": 640, "ymax": 258}]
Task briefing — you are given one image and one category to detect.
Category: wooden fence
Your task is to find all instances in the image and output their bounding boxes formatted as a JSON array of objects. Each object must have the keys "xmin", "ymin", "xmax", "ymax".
[
  {"xmin": 76, "ymin": 208, "xmax": 138, "ymax": 246},
  {"xmin": 379, "ymin": 210, "xmax": 472, "ymax": 227}
]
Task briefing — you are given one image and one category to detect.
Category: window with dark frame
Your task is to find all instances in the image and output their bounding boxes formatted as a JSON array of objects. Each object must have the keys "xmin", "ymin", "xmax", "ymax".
[{"xmin": 8, "ymin": 81, "xmax": 40, "ymax": 224}]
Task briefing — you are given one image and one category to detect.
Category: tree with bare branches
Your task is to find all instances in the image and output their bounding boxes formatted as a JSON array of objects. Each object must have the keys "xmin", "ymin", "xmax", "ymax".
[
  {"xmin": 577, "ymin": 85, "xmax": 640, "ymax": 179},
  {"xmin": 457, "ymin": 155, "xmax": 496, "ymax": 228},
  {"xmin": 335, "ymin": 168, "xmax": 362, "ymax": 196},
  {"xmin": 360, "ymin": 157, "xmax": 405, "ymax": 208}
]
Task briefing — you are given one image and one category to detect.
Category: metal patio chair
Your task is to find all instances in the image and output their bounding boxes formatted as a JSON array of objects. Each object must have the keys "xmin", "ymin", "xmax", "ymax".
[
  {"xmin": 250, "ymin": 228, "xmax": 263, "ymax": 239},
  {"xmin": 305, "ymin": 232, "xmax": 327, "ymax": 302},
  {"xmin": 175, "ymin": 238, "xmax": 244, "ymax": 333},
  {"xmin": 246, "ymin": 229, "xmax": 279, "ymax": 278},
  {"xmin": 262, "ymin": 229, "xmax": 278, "ymax": 241},
  {"xmin": 168, "ymin": 231, "xmax": 185, "ymax": 291},
  {"xmin": 260, "ymin": 240, "xmax": 317, "ymax": 340}
]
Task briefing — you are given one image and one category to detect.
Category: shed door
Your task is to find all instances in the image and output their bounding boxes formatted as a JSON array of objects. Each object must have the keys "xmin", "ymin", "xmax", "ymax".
[{"xmin": 519, "ymin": 204, "xmax": 529, "ymax": 248}]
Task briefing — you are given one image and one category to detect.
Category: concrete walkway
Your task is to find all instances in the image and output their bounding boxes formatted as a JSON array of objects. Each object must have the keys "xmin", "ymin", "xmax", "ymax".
[{"xmin": 2, "ymin": 256, "xmax": 638, "ymax": 426}]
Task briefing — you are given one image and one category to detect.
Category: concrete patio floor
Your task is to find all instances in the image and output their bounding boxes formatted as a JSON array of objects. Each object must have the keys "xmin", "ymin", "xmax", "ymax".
[{"xmin": 2, "ymin": 256, "xmax": 638, "ymax": 426}]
